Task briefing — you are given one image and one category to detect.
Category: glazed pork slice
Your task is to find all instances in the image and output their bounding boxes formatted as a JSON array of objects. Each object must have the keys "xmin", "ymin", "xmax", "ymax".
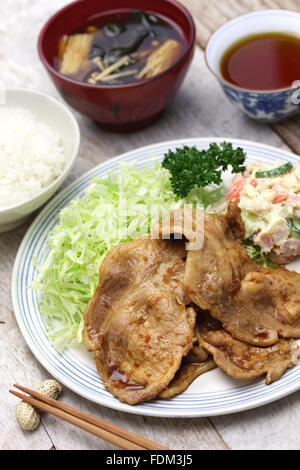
[
  {"xmin": 159, "ymin": 358, "xmax": 216, "ymax": 398},
  {"xmin": 159, "ymin": 307, "xmax": 216, "ymax": 399},
  {"xmin": 84, "ymin": 237, "xmax": 195, "ymax": 404},
  {"xmin": 195, "ymin": 309, "xmax": 300, "ymax": 384},
  {"xmin": 153, "ymin": 205, "xmax": 300, "ymax": 346},
  {"xmin": 200, "ymin": 329, "xmax": 299, "ymax": 384}
]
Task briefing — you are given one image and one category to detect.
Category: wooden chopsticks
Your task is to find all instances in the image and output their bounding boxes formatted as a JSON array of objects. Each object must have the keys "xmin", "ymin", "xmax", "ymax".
[{"xmin": 10, "ymin": 385, "xmax": 169, "ymax": 450}]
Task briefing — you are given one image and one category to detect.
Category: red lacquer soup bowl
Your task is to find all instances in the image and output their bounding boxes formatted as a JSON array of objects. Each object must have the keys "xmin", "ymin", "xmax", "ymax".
[{"xmin": 38, "ymin": 0, "xmax": 195, "ymax": 132}]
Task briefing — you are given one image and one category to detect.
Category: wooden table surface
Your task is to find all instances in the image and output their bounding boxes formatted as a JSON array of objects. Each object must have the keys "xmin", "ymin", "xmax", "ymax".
[{"xmin": 1, "ymin": 0, "xmax": 300, "ymax": 450}]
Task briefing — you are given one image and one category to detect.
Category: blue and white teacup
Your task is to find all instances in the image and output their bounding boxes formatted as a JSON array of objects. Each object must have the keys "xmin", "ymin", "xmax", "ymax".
[{"xmin": 205, "ymin": 10, "xmax": 300, "ymax": 123}]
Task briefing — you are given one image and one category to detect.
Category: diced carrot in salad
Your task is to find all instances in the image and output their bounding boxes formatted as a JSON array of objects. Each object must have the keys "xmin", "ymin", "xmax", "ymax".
[
  {"xmin": 272, "ymin": 193, "xmax": 288, "ymax": 204},
  {"xmin": 226, "ymin": 174, "xmax": 246, "ymax": 203}
]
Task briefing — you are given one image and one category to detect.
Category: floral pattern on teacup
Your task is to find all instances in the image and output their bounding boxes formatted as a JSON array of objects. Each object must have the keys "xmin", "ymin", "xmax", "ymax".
[{"xmin": 222, "ymin": 83, "xmax": 300, "ymax": 123}]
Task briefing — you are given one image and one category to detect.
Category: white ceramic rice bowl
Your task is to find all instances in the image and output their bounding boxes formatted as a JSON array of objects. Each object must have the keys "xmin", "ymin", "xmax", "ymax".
[{"xmin": 0, "ymin": 89, "xmax": 80, "ymax": 232}]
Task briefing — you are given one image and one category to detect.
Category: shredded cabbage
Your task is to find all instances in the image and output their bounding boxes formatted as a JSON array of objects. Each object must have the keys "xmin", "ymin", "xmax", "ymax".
[
  {"xmin": 244, "ymin": 241, "xmax": 276, "ymax": 268},
  {"xmin": 32, "ymin": 161, "xmax": 225, "ymax": 348}
]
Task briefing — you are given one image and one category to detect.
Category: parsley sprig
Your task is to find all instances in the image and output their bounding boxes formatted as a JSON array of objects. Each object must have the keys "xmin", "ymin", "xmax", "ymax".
[{"xmin": 162, "ymin": 142, "xmax": 246, "ymax": 198}]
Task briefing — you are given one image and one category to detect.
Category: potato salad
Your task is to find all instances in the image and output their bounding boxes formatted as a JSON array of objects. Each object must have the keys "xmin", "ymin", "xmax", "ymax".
[{"xmin": 227, "ymin": 161, "xmax": 300, "ymax": 264}]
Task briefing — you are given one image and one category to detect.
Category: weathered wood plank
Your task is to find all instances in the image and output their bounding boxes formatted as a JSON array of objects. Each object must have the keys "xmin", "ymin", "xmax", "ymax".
[
  {"xmin": 211, "ymin": 390, "xmax": 300, "ymax": 450},
  {"xmin": 181, "ymin": 0, "xmax": 300, "ymax": 48},
  {"xmin": 273, "ymin": 117, "xmax": 300, "ymax": 156},
  {"xmin": 180, "ymin": 0, "xmax": 300, "ymax": 156},
  {"xmin": 0, "ymin": 227, "xmax": 55, "ymax": 450}
]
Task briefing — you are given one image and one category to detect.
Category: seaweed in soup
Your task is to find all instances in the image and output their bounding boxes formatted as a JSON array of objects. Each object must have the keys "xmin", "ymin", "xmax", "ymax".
[{"xmin": 57, "ymin": 9, "xmax": 184, "ymax": 85}]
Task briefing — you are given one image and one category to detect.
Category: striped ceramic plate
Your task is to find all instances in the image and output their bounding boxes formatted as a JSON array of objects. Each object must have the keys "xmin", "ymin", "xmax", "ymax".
[{"xmin": 12, "ymin": 138, "xmax": 300, "ymax": 418}]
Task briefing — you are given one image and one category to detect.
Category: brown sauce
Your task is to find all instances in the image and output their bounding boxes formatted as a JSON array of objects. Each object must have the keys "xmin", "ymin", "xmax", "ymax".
[
  {"xmin": 220, "ymin": 32, "xmax": 300, "ymax": 90},
  {"xmin": 109, "ymin": 365, "xmax": 144, "ymax": 390}
]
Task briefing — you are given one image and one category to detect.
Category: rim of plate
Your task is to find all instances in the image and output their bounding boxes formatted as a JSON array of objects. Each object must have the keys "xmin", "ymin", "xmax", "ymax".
[{"xmin": 12, "ymin": 137, "xmax": 300, "ymax": 418}]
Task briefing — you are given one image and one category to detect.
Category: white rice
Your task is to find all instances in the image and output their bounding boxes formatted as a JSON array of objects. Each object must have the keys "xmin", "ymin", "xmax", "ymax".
[{"xmin": 0, "ymin": 106, "xmax": 66, "ymax": 209}]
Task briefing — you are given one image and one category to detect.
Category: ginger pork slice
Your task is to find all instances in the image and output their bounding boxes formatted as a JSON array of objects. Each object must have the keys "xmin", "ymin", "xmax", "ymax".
[
  {"xmin": 159, "ymin": 307, "xmax": 216, "ymax": 399},
  {"xmin": 159, "ymin": 359, "xmax": 216, "ymax": 399},
  {"xmin": 83, "ymin": 237, "xmax": 195, "ymax": 405},
  {"xmin": 153, "ymin": 205, "xmax": 300, "ymax": 347},
  {"xmin": 194, "ymin": 309, "xmax": 300, "ymax": 385},
  {"xmin": 200, "ymin": 329, "xmax": 300, "ymax": 385}
]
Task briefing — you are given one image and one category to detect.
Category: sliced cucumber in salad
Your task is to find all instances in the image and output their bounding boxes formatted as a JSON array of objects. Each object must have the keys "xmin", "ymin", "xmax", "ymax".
[
  {"xmin": 241, "ymin": 209, "xmax": 260, "ymax": 239},
  {"xmin": 287, "ymin": 218, "xmax": 300, "ymax": 239},
  {"xmin": 255, "ymin": 162, "xmax": 293, "ymax": 179}
]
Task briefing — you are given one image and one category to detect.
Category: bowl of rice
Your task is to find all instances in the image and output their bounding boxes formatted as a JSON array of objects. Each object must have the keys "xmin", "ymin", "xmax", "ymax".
[{"xmin": 0, "ymin": 89, "xmax": 80, "ymax": 232}]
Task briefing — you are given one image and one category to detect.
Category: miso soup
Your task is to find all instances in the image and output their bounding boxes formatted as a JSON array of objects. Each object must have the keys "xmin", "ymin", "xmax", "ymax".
[{"xmin": 56, "ymin": 10, "xmax": 185, "ymax": 85}]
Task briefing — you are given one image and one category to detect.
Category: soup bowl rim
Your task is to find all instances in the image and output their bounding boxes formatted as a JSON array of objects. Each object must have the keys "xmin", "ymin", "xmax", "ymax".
[
  {"xmin": 205, "ymin": 8, "xmax": 300, "ymax": 94},
  {"xmin": 38, "ymin": 0, "xmax": 196, "ymax": 90}
]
